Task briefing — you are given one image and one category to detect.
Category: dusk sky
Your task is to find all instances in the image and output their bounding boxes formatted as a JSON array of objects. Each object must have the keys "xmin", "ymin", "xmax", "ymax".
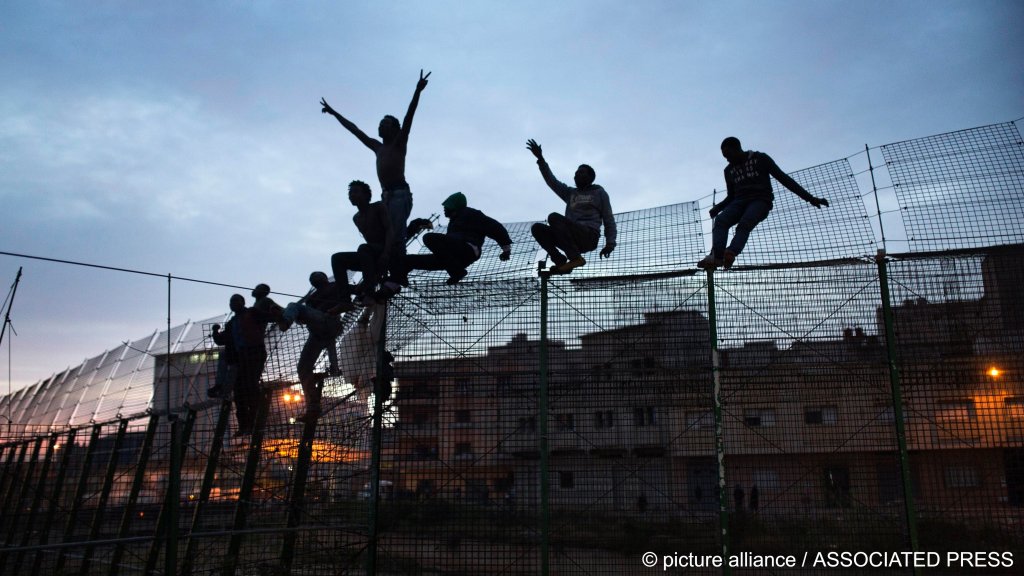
[{"xmin": 1, "ymin": 0, "xmax": 1022, "ymax": 393}]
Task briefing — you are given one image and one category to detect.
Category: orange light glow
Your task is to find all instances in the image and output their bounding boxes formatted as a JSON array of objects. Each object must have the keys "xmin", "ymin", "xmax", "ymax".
[
  {"xmin": 283, "ymin": 393, "xmax": 293, "ymax": 402},
  {"xmin": 987, "ymin": 367, "xmax": 1002, "ymax": 378}
]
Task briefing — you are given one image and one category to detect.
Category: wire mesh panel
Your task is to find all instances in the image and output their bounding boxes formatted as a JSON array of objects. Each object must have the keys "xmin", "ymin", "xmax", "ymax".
[
  {"xmin": 3, "ymin": 119, "xmax": 1024, "ymax": 574},
  {"xmin": 707, "ymin": 158, "xmax": 876, "ymax": 267},
  {"xmin": 884, "ymin": 249, "xmax": 1024, "ymax": 556},
  {"xmin": 713, "ymin": 262, "xmax": 914, "ymax": 564},
  {"xmin": 882, "ymin": 122, "xmax": 1024, "ymax": 252}
]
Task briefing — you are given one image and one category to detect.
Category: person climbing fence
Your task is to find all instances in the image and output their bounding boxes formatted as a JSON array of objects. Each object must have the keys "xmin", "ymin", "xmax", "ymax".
[
  {"xmin": 398, "ymin": 192, "xmax": 512, "ymax": 286},
  {"xmin": 698, "ymin": 137, "xmax": 829, "ymax": 270},
  {"xmin": 526, "ymin": 138, "xmax": 616, "ymax": 274}
]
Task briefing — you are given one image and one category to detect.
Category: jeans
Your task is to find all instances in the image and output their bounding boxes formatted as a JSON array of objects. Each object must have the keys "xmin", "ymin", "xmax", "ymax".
[
  {"xmin": 402, "ymin": 233, "xmax": 479, "ymax": 278},
  {"xmin": 711, "ymin": 198, "xmax": 772, "ymax": 258},
  {"xmin": 332, "ymin": 243, "xmax": 385, "ymax": 296}
]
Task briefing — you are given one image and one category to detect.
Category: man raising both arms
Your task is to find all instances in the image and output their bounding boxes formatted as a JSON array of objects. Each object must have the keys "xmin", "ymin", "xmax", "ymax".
[{"xmin": 321, "ymin": 69, "xmax": 430, "ymax": 284}]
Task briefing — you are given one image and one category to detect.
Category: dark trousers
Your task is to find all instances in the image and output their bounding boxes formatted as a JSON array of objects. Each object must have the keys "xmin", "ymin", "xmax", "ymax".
[
  {"xmin": 234, "ymin": 346, "xmax": 267, "ymax": 433},
  {"xmin": 297, "ymin": 330, "xmax": 339, "ymax": 411},
  {"xmin": 404, "ymin": 233, "xmax": 478, "ymax": 277},
  {"xmin": 531, "ymin": 213, "xmax": 599, "ymax": 264},
  {"xmin": 331, "ymin": 243, "xmax": 385, "ymax": 297}
]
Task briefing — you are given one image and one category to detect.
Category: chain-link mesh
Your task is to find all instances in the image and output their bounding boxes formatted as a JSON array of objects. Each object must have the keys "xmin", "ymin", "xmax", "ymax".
[{"xmin": 2, "ymin": 120, "xmax": 1023, "ymax": 574}]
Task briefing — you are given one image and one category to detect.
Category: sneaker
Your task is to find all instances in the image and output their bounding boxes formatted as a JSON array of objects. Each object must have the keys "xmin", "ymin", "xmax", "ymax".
[
  {"xmin": 553, "ymin": 256, "xmax": 586, "ymax": 274},
  {"xmin": 722, "ymin": 250, "xmax": 736, "ymax": 269},
  {"xmin": 446, "ymin": 269, "xmax": 467, "ymax": 285},
  {"xmin": 277, "ymin": 319, "xmax": 293, "ymax": 332},
  {"xmin": 697, "ymin": 254, "xmax": 723, "ymax": 270}
]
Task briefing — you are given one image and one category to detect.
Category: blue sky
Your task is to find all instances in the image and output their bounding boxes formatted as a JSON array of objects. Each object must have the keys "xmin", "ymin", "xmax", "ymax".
[{"xmin": 1, "ymin": 0, "xmax": 1022, "ymax": 393}]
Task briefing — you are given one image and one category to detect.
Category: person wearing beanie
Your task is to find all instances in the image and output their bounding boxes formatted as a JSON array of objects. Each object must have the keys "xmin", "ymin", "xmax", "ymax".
[
  {"xmin": 400, "ymin": 192, "xmax": 513, "ymax": 285},
  {"xmin": 526, "ymin": 139, "xmax": 616, "ymax": 274}
]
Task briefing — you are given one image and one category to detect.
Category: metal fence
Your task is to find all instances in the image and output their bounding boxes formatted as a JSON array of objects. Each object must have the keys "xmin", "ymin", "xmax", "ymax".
[{"xmin": 1, "ymin": 121, "xmax": 1023, "ymax": 575}]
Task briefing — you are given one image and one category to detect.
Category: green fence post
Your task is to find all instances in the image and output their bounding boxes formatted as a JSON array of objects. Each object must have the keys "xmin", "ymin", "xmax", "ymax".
[
  {"xmin": 0, "ymin": 440, "xmax": 29, "ymax": 523},
  {"xmin": 181, "ymin": 400, "xmax": 231, "ymax": 576},
  {"xmin": 108, "ymin": 414, "xmax": 160, "ymax": 576},
  {"xmin": 55, "ymin": 423, "xmax": 102, "ymax": 573},
  {"xmin": 539, "ymin": 272, "xmax": 550, "ymax": 576},
  {"xmin": 281, "ymin": 414, "xmax": 318, "ymax": 574},
  {"xmin": 32, "ymin": 428, "xmax": 77, "ymax": 574},
  {"xmin": 706, "ymin": 269, "xmax": 732, "ymax": 574},
  {"xmin": 222, "ymin": 392, "xmax": 271, "ymax": 576},
  {"xmin": 80, "ymin": 418, "xmax": 130, "ymax": 575},
  {"xmin": 2, "ymin": 436, "xmax": 43, "ymax": 548},
  {"xmin": 876, "ymin": 252, "xmax": 920, "ymax": 563},
  {"xmin": 366, "ymin": 304, "xmax": 389, "ymax": 576},
  {"xmin": 10, "ymin": 433, "xmax": 58, "ymax": 574},
  {"xmin": 0, "ymin": 436, "xmax": 43, "ymax": 572},
  {"xmin": 145, "ymin": 408, "xmax": 197, "ymax": 575}
]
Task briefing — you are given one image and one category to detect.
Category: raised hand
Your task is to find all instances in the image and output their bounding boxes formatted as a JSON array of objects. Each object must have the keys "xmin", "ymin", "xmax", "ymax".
[
  {"xmin": 526, "ymin": 139, "xmax": 543, "ymax": 160},
  {"xmin": 320, "ymin": 97, "xmax": 337, "ymax": 116},
  {"xmin": 811, "ymin": 197, "xmax": 830, "ymax": 208},
  {"xmin": 417, "ymin": 69, "xmax": 431, "ymax": 92}
]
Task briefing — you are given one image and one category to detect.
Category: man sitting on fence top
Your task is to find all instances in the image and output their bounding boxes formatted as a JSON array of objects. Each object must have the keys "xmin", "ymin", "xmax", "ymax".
[
  {"xmin": 526, "ymin": 138, "xmax": 616, "ymax": 274},
  {"xmin": 396, "ymin": 192, "xmax": 512, "ymax": 286},
  {"xmin": 698, "ymin": 137, "xmax": 830, "ymax": 270},
  {"xmin": 331, "ymin": 180, "xmax": 398, "ymax": 306}
]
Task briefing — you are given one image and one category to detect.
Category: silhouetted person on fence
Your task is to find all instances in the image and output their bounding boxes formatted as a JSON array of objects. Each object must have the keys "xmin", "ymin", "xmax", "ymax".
[
  {"xmin": 208, "ymin": 321, "xmax": 237, "ymax": 399},
  {"xmin": 749, "ymin": 484, "xmax": 759, "ymax": 512},
  {"xmin": 280, "ymin": 271, "xmax": 348, "ymax": 422},
  {"xmin": 212, "ymin": 294, "xmax": 268, "ymax": 436},
  {"xmin": 331, "ymin": 180, "xmax": 397, "ymax": 306},
  {"xmin": 526, "ymin": 139, "xmax": 616, "ymax": 273},
  {"xmin": 321, "ymin": 70, "xmax": 430, "ymax": 281},
  {"xmin": 734, "ymin": 484, "xmax": 745, "ymax": 512},
  {"xmin": 251, "ymin": 283, "xmax": 286, "ymax": 330},
  {"xmin": 399, "ymin": 192, "xmax": 512, "ymax": 285},
  {"xmin": 698, "ymin": 137, "xmax": 830, "ymax": 270}
]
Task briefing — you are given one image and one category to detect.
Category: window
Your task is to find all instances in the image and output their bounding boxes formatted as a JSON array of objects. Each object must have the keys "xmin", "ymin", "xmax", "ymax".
[
  {"xmin": 744, "ymin": 408, "xmax": 775, "ymax": 427},
  {"xmin": 804, "ymin": 406, "xmax": 838, "ymax": 425},
  {"xmin": 634, "ymin": 407, "xmax": 657, "ymax": 427},
  {"xmin": 454, "ymin": 410, "xmax": 472, "ymax": 425},
  {"xmin": 559, "ymin": 471, "xmax": 575, "ymax": 489},
  {"xmin": 686, "ymin": 411, "xmax": 712, "ymax": 429},
  {"xmin": 935, "ymin": 400, "xmax": 979, "ymax": 443},
  {"xmin": 555, "ymin": 413, "xmax": 575, "ymax": 431},
  {"xmin": 944, "ymin": 465, "xmax": 980, "ymax": 488},
  {"xmin": 937, "ymin": 400, "xmax": 977, "ymax": 423},
  {"xmin": 1005, "ymin": 397, "xmax": 1024, "ymax": 420},
  {"xmin": 594, "ymin": 410, "xmax": 615, "ymax": 428},
  {"xmin": 517, "ymin": 416, "xmax": 537, "ymax": 433}
]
